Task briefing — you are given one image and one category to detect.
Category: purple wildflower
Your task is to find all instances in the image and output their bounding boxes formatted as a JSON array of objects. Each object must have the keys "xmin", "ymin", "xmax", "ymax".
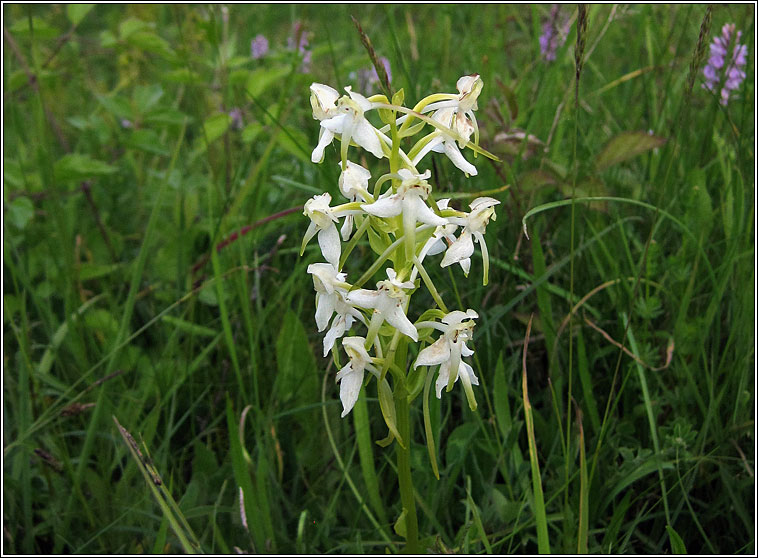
[
  {"xmin": 703, "ymin": 23, "xmax": 747, "ymax": 105},
  {"xmin": 250, "ymin": 34, "xmax": 269, "ymax": 60},
  {"xmin": 356, "ymin": 56, "xmax": 392, "ymax": 94},
  {"xmin": 539, "ymin": 5, "xmax": 570, "ymax": 62},
  {"xmin": 287, "ymin": 21, "xmax": 311, "ymax": 73},
  {"xmin": 228, "ymin": 108, "xmax": 244, "ymax": 130}
]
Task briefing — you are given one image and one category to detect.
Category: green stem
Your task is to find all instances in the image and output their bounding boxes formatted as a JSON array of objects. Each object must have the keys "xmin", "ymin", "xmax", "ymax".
[{"xmin": 395, "ymin": 379, "xmax": 420, "ymax": 553}]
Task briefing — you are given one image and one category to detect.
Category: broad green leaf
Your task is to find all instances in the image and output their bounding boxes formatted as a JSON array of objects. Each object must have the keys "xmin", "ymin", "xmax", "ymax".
[
  {"xmin": 66, "ymin": 4, "xmax": 95, "ymax": 25},
  {"xmin": 667, "ymin": 525, "xmax": 687, "ymax": 554},
  {"xmin": 133, "ymin": 84, "xmax": 164, "ymax": 114},
  {"xmin": 54, "ymin": 154, "xmax": 116, "ymax": 182},
  {"xmin": 394, "ymin": 508, "xmax": 407, "ymax": 537},
  {"xmin": 118, "ymin": 18, "xmax": 149, "ymax": 40},
  {"xmin": 228, "ymin": 55, "xmax": 252, "ymax": 69},
  {"xmin": 595, "ymin": 130, "xmax": 666, "ymax": 171},
  {"xmin": 125, "ymin": 129, "xmax": 169, "ymax": 156},
  {"xmin": 99, "ymin": 29, "xmax": 118, "ymax": 48},
  {"xmin": 144, "ymin": 108, "xmax": 189, "ymax": 127},
  {"xmin": 202, "ymin": 113, "xmax": 232, "ymax": 145},
  {"xmin": 241, "ymin": 122, "xmax": 263, "ymax": 144},
  {"xmin": 127, "ymin": 31, "xmax": 176, "ymax": 61},
  {"xmin": 245, "ymin": 66, "xmax": 290, "ymax": 98},
  {"xmin": 96, "ymin": 93, "xmax": 133, "ymax": 120},
  {"xmin": 6, "ymin": 197, "xmax": 34, "ymax": 230}
]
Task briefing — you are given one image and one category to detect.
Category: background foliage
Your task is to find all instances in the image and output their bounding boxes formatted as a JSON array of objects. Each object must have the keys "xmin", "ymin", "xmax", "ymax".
[{"xmin": 3, "ymin": 3, "xmax": 754, "ymax": 554}]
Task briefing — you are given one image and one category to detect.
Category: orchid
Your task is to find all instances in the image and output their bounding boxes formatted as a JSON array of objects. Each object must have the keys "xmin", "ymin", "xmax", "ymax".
[
  {"xmin": 415, "ymin": 309, "xmax": 480, "ymax": 409},
  {"xmin": 318, "ymin": 87, "xmax": 385, "ymax": 166},
  {"xmin": 310, "ymin": 83, "xmax": 341, "ymax": 163},
  {"xmin": 301, "ymin": 193, "xmax": 350, "ymax": 269},
  {"xmin": 361, "ymin": 168, "xmax": 446, "ymax": 257},
  {"xmin": 336, "ymin": 337, "xmax": 379, "ymax": 417},
  {"xmin": 347, "ymin": 268, "xmax": 418, "ymax": 343},
  {"xmin": 412, "ymin": 105, "xmax": 478, "ymax": 176},
  {"xmin": 407, "ymin": 74, "xmax": 483, "ymax": 176},
  {"xmin": 301, "ymin": 71, "xmax": 501, "ymax": 553},
  {"xmin": 420, "ymin": 74, "xmax": 483, "ymax": 124},
  {"xmin": 414, "ymin": 198, "xmax": 471, "ymax": 276},
  {"xmin": 307, "ymin": 262, "xmax": 365, "ymax": 356},
  {"xmin": 441, "ymin": 196, "xmax": 500, "ymax": 284},
  {"xmin": 307, "ymin": 262, "xmax": 349, "ymax": 330},
  {"xmin": 338, "ymin": 161, "xmax": 373, "ymax": 240}
]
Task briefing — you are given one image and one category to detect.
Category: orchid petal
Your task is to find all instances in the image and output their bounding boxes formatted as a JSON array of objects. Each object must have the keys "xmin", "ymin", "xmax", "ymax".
[
  {"xmin": 336, "ymin": 363, "xmax": 364, "ymax": 417},
  {"xmin": 321, "ymin": 113, "xmax": 348, "ymax": 134},
  {"xmin": 315, "ymin": 293, "xmax": 336, "ymax": 332},
  {"xmin": 302, "ymin": 221, "xmax": 318, "ymax": 249},
  {"xmin": 318, "ymin": 224, "xmax": 341, "ymax": 269},
  {"xmin": 362, "ymin": 195, "xmax": 402, "ymax": 218},
  {"xmin": 411, "ymin": 195, "xmax": 447, "ymax": 227},
  {"xmin": 351, "ymin": 119, "xmax": 384, "ymax": 159},
  {"xmin": 443, "ymin": 140, "xmax": 478, "ymax": 176},
  {"xmin": 416, "ymin": 336, "xmax": 451, "ymax": 367},
  {"xmin": 346, "ymin": 289, "xmax": 381, "ymax": 309},
  {"xmin": 383, "ymin": 304, "xmax": 419, "ymax": 341},
  {"xmin": 441, "ymin": 230, "xmax": 475, "ymax": 267},
  {"xmin": 323, "ymin": 315, "xmax": 347, "ymax": 356},
  {"xmin": 412, "ymin": 134, "xmax": 445, "ymax": 165},
  {"xmin": 435, "ymin": 360, "xmax": 451, "ymax": 398},
  {"xmin": 311, "ymin": 128, "xmax": 335, "ymax": 163},
  {"xmin": 340, "ymin": 214, "xmax": 354, "ymax": 241},
  {"xmin": 459, "ymin": 257, "xmax": 471, "ymax": 276}
]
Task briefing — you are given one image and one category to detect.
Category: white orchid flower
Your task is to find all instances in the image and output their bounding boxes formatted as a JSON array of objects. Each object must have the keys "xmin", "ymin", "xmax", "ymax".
[
  {"xmin": 336, "ymin": 336, "xmax": 380, "ymax": 417},
  {"xmin": 411, "ymin": 106, "xmax": 478, "ymax": 176},
  {"xmin": 310, "ymin": 83, "xmax": 341, "ymax": 163},
  {"xmin": 421, "ymin": 74, "xmax": 483, "ymax": 119},
  {"xmin": 412, "ymin": 198, "xmax": 471, "ymax": 277},
  {"xmin": 409, "ymin": 74, "xmax": 484, "ymax": 176},
  {"xmin": 302, "ymin": 193, "xmax": 356, "ymax": 269},
  {"xmin": 414, "ymin": 309, "xmax": 479, "ymax": 409},
  {"xmin": 347, "ymin": 268, "xmax": 418, "ymax": 343},
  {"xmin": 361, "ymin": 169, "xmax": 447, "ymax": 257},
  {"xmin": 318, "ymin": 86, "xmax": 384, "ymax": 165},
  {"xmin": 307, "ymin": 263, "xmax": 349, "ymax": 329},
  {"xmin": 441, "ymin": 197, "xmax": 500, "ymax": 284},
  {"xmin": 338, "ymin": 161, "xmax": 373, "ymax": 240},
  {"xmin": 338, "ymin": 161, "xmax": 372, "ymax": 202},
  {"xmin": 307, "ymin": 263, "xmax": 364, "ymax": 355},
  {"xmin": 323, "ymin": 295, "xmax": 366, "ymax": 357}
]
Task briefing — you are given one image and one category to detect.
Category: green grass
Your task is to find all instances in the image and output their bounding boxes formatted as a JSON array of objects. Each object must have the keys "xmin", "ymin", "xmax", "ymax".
[{"xmin": 3, "ymin": 3, "xmax": 754, "ymax": 554}]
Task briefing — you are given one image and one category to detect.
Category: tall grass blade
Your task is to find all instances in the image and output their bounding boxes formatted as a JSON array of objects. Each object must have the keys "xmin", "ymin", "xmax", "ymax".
[
  {"xmin": 521, "ymin": 315, "xmax": 550, "ymax": 553},
  {"xmin": 112, "ymin": 416, "xmax": 203, "ymax": 554}
]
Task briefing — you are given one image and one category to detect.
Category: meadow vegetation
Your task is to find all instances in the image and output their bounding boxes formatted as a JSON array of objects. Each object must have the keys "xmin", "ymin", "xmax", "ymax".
[{"xmin": 3, "ymin": 4, "xmax": 754, "ymax": 554}]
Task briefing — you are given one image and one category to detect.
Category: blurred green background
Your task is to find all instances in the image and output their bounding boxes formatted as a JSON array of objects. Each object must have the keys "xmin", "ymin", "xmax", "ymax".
[{"xmin": 3, "ymin": 3, "xmax": 754, "ymax": 554}]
